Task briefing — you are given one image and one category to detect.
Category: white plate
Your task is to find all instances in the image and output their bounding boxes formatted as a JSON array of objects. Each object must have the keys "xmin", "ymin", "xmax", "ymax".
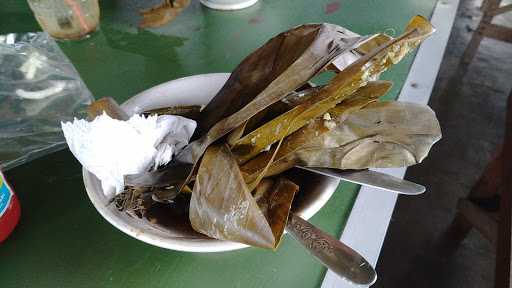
[{"xmin": 83, "ymin": 73, "xmax": 340, "ymax": 252}]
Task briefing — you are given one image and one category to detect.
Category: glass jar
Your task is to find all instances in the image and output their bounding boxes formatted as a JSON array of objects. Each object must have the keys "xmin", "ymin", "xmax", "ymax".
[{"xmin": 27, "ymin": 0, "xmax": 100, "ymax": 40}]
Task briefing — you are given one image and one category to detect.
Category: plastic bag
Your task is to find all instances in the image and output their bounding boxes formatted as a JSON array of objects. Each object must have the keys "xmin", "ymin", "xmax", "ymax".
[{"xmin": 0, "ymin": 32, "xmax": 94, "ymax": 170}]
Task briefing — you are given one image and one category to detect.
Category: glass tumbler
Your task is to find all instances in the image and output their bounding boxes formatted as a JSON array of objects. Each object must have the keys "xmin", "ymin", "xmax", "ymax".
[{"xmin": 27, "ymin": 0, "xmax": 100, "ymax": 40}]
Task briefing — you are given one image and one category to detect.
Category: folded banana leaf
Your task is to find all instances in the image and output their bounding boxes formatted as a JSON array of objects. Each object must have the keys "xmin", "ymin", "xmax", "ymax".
[
  {"xmin": 240, "ymin": 80, "xmax": 392, "ymax": 182},
  {"xmin": 226, "ymin": 86, "xmax": 323, "ymax": 146},
  {"xmin": 179, "ymin": 24, "xmax": 364, "ymax": 165},
  {"xmin": 143, "ymin": 105, "xmax": 202, "ymax": 121},
  {"xmin": 196, "ymin": 24, "xmax": 361, "ymax": 137},
  {"xmin": 139, "ymin": 0, "xmax": 190, "ymax": 28},
  {"xmin": 295, "ymin": 101, "xmax": 442, "ymax": 169},
  {"xmin": 189, "ymin": 144, "xmax": 298, "ymax": 249},
  {"xmin": 242, "ymin": 101, "xmax": 441, "ymax": 180},
  {"xmin": 253, "ymin": 177, "xmax": 298, "ymax": 248},
  {"xmin": 328, "ymin": 33, "xmax": 392, "ymax": 72},
  {"xmin": 87, "ymin": 97, "xmax": 129, "ymax": 121},
  {"xmin": 229, "ymin": 33, "xmax": 390, "ymax": 146},
  {"xmin": 356, "ymin": 34, "xmax": 393, "ymax": 55},
  {"xmin": 231, "ymin": 15, "xmax": 435, "ymax": 164}
]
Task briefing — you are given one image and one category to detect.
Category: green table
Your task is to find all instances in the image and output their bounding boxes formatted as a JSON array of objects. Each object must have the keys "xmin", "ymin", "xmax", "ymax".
[{"xmin": 0, "ymin": 1, "xmax": 437, "ymax": 287}]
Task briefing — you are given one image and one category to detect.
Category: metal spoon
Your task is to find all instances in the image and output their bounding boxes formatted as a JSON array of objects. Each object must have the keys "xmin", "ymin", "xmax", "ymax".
[{"xmin": 286, "ymin": 212, "xmax": 377, "ymax": 286}]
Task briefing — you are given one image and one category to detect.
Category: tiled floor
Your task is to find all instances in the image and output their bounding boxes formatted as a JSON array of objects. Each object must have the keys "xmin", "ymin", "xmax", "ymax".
[{"xmin": 376, "ymin": 1, "xmax": 512, "ymax": 287}]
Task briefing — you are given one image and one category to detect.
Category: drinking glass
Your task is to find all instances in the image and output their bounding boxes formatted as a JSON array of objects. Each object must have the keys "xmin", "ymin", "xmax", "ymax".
[{"xmin": 27, "ymin": 0, "xmax": 100, "ymax": 40}]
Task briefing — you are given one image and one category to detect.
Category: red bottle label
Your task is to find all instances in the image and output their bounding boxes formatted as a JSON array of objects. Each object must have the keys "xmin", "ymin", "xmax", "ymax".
[
  {"xmin": 0, "ymin": 174, "xmax": 13, "ymax": 216},
  {"xmin": 0, "ymin": 171, "xmax": 20, "ymax": 242}
]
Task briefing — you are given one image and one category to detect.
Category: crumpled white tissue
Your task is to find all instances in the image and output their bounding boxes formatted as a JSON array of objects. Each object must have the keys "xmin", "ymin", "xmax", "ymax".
[{"xmin": 61, "ymin": 113, "xmax": 196, "ymax": 197}]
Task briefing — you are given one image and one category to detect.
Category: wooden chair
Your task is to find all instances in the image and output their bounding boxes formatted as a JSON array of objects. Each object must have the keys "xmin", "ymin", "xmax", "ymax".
[
  {"xmin": 461, "ymin": 0, "xmax": 512, "ymax": 65},
  {"xmin": 446, "ymin": 4, "xmax": 512, "ymax": 286},
  {"xmin": 448, "ymin": 89, "xmax": 512, "ymax": 288}
]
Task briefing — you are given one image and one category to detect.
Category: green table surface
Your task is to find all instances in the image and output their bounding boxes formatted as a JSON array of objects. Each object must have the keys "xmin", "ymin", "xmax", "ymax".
[{"xmin": 0, "ymin": 1, "xmax": 437, "ymax": 287}]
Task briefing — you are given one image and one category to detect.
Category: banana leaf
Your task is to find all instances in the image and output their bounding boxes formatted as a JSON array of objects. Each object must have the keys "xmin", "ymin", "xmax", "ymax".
[
  {"xmin": 230, "ymin": 33, "xmax": 390, "ymax": 144},
  {"xmin": 328, "ymin": 33, "xmax": 392, "ymax": 72},
  {"xmin": 139, "ymin": 0, "xmax": 190, "ymax": 28},
  {"xmin": 143, "ymin": 105, "xmax": 202, "ymax": 121},
  {"xmin": 237, "ymin": 33, "xmax": 393, "ymax": 139},
  {"xmin": 253, "ymin": 177, "xmax": 298, "ymax": 248},
  {"xmin": 179, "ymin": 24, "xmax": 364, "ymax": 165},
  {"xmin": 356, "ymin": 34, "xmax": 393, "ymax": 55},
  {"xmin": 189, "ymin": 144, "xmax": 297, "ymax": 249},
  {"xmin": 295, "ymin": 101, "xmax": 442, "ymax": 169},
  {"xmin": 196, "ymin": 24, "xmax": 361, "ymax": 137},
  {"xmin": 240, "ymin": 80, "xmax": 392, "ymax": 182},
  {"xmin": 242, "ymin": 101, "xmax": 441, "ymax": 180},
  {"xmin": 87, "ymin": 97, "xmax": 129, "ymax": 121},
  {"xmin": 226, "ymin": 86, "xmax": 323, "ymax": 146},
  {"xmin": 230, "ymin": 15, "xmax": 434, "ymax": 164}
]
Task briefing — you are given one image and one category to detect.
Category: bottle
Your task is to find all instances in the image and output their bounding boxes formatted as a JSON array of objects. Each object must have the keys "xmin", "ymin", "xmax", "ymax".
[{"xmin": 0, "ymin": 170, "xmax": 20, "ymax": 242}]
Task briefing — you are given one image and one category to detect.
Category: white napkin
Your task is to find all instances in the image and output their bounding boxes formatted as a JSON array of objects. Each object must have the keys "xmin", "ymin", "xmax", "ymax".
[{"xmin": 61, "ymin": 113, "xmax": 196, "ymax": 197}]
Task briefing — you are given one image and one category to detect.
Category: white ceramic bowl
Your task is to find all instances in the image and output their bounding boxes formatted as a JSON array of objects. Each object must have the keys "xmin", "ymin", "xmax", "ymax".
[
  {"xmin": 83, "ymin": 73, "xmax": 340, "ymax": 252},
  {"xmin": 200, "ymin": 0, "xmax": 258, "ymax": 10}
]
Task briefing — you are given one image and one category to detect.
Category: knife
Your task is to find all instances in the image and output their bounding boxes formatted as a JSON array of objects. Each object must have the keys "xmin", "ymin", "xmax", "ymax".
[{"xmin": 296, "ymin": 166, "xmax": 425, "ymax": 195}]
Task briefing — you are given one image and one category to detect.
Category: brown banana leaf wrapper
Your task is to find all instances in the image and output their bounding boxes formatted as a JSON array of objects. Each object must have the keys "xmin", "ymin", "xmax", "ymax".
[
  {"xmin": 242, "ymin": 101, "xmax": 441, "ymax": 180},
  {"xmin": 295, "ymin": 101, "xmax": 442, "ymax": 169},
  {"xmin": 189, "ymin": 145, "xmax": 297, "ymax": 249},
  {"xmin": 139, "ymin": 0, "xmax": 191, "ymax": 28},
  {"xmin": 226, "ymin": 85, "xmax": 323, "ymax": 146},
  {"xmin": 179, "ymin": 24, "xmax": 364, "ymax": 165},
  {"xmin": 195, "ymin": 24, "xmax": 361, "ymax": 137},
  {"xmin": 241, "ymin": 80, "xmax": 393, "ymax": 182},
  {"xmin": 253, "ymin": 177, "xmax": 298, "ymax": 248},
  {"xmin": 231, "ymin": 15, "xmax": 435, "ymax": 164},
  {"xmin": 142, "ymin": 105, "xmax": 202, "ymax": 121},
  {"xmin": 87, "ymin": 97, "xmax": 129, "ymax": 121}
]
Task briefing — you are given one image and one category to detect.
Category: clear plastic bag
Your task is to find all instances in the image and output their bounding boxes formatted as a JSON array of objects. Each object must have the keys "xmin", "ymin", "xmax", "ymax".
[{"xmin": 0, "ymin": 32, "xmax": 94, "ymax": 170}]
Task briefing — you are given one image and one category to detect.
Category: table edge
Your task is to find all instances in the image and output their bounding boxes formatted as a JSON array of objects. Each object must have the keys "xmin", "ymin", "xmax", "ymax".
[{"xmin": 321, "ymin": 0, "xmax": 461, "ymax": 286}]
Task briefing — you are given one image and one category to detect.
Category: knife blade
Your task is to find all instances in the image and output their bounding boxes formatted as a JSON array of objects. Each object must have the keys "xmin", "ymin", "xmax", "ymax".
[{"xmin": 296, "ymin": 166, "xmax": 425, "ymax": 195}]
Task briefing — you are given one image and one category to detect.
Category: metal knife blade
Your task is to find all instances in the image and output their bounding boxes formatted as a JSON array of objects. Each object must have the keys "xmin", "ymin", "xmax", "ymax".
[{"xmin": 296, "ymin": 166, "xmax": 425, "ymax": 195}]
